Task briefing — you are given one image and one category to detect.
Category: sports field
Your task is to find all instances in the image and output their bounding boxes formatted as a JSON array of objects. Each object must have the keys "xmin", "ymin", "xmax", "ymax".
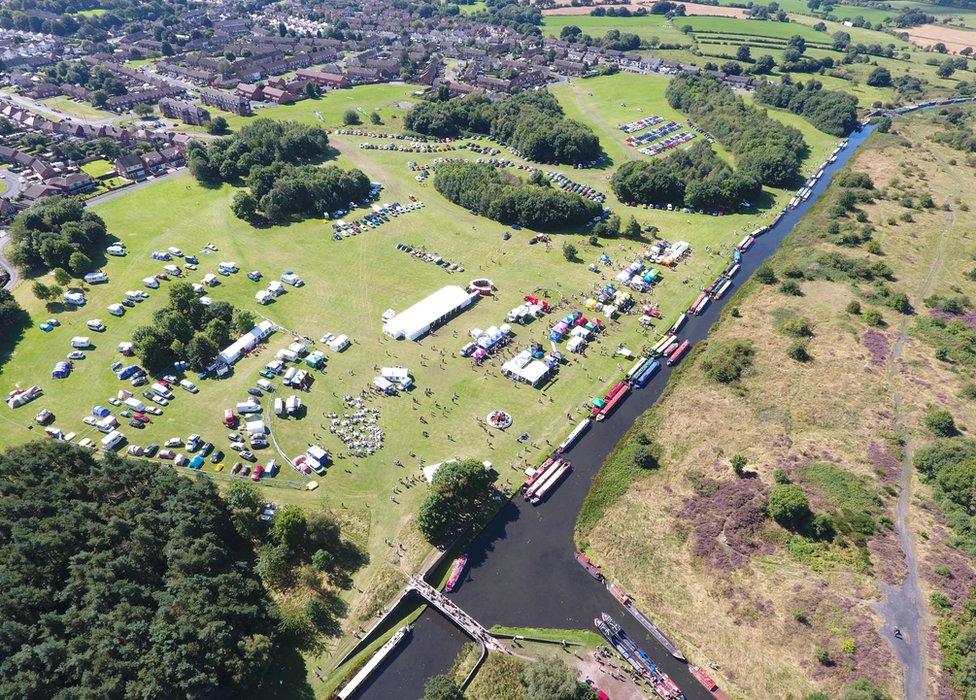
[{"xmin": 0, "ymin": 75, "xmax": 838, "ymax": 693}]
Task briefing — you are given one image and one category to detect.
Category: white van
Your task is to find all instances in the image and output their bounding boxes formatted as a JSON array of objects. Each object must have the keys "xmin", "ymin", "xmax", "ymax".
[
  {"xmin": 327, "ymin": 334, "xmax": 350, "ymax": 352},
  {"xmin": 218, "ymin": 261, "xmax": 238, "ymax": 274},
  {"xmin": 106, "ymin": 245, "xmax": 126, "ymax": 257},
  {"xmin": 124, "ymin": 290, "xmax": 142, "ymax": 302},
  {"xmin": 107, "ymin": 303, "xmax": 125, "ymax": 316},
  {"xmin": 273, "ymin": 397, "xmax": 284, "ymax": 416},
  {"xmin": 257, "ymin": 379, "xmax": 273, "ymax": 392},
  {"xmin": 84, "ymin": 272, "xmax": 108, "ymax": 284},
  {"xmin": 101, "ymin": 430, "xmax": 124, "ymax": 450},
  {"xmin": 281, "ymin": 367, "xmax": 298, "ymax": 385},
  {"xmin": 167, "ymin": 246, "xmax": 183, "ymax": 257},
  {"xmin": 64, "ymin": 291, "xmax": 86, "ymax": 306},
  {"xmin": 86, "ymin": 319, "xmax": 105, "ymax": 332},
  {"xmin": 236, "ymin": 401, "xmax": 261, "ymax": 414},
  {"xmin": 151, "ymin": 382, "xmax": 173, "ymax": 399},
  {"xmin": 267, "ymin": 280, "xmax": 284, "ymax": 296},
  {"xmin": 124, "ymin": 397, "xmax": 147, "ymax": 412},
  {"xmin": 179, "ymin": 379, "xmax": 198, "ymax": 393},
  {"xmin": 143, "ymin": 276, "xmax": 159, "ymax": 289},
  {"xmin": 70, "ymin": 336, "xmax": 91, "ymax": 349},
  {"xmin": 163, "ymin": 264, "xmax": 181, "ymax": 276}
]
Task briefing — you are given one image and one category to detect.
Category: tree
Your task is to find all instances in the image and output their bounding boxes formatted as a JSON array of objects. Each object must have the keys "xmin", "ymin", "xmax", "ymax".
[
  {"xmin": 768, "ymin": 483, "xmax": 811, "ymax": 529},
  {"xmin": 866, "ymin": 67, "xmax": 891, "ymax": 87},
  {"xmin": 32, "ymin": 281, "xmax": 52, "ymax": 300},
  {"xmin": 68, "ymin": 251, "xmax": 91, "ymax": 276},
  {"xmin": 206, "ymin": 115, "xmax": 229, "ymax": 135},
  {"xmin": 343, "ymin": 109, "xmax": 361, "ymax": 125},
  {"xmin": 840, "ymin": 679, "xmax": 889, "ymax": 700},
  {"xmin": 755, "ymin": 264, "xmax": 777, "ymax": 284},
  {"xmin": 731, "ymin": 454, "xmax": 747, "ymax": 476},
  {"xmin": 736, "ymin": 44, "xmax": 751, "ymax": 62},
  {"xmin": 232, "ymin": 308, "xmax": 256, "ymax": 334},
  {"xmin": 521, "ymin": 660, "xmax": 594, "ymax": 700},
  {"xmin": 278, "ymin": 21, "xmax": 286, "ymax": 36},
  {"xmin": 633, "ymin": 444, "xmax": 659, "ymax": 470},
  {"xmin": 754, "ymin": 55, "xmax": 776, "ymax": 74},
  {"xmin": 924, "ymin": 409, "xmax": 958, "ymax": 437},
  {"xmin": 417, "ymin": 459, "xmax": 494, "ymax": 544},
  {"xmin": 185, "ymin": 332, "xmax": 218, "ymax": 370},
  {"xmin": 369, "ymin": 111, "xmax": 381, "ymax": 125},
  {"xmin": 624, "ymin": 216, "xmax": 642, "ymax": 239},
  {"xmin": 231, "ymin": 190, "xmax": 258, "ymax": 221},
  {"xmin": 91, "ymin": 89, "xmax": 107, "ymax": 107},
  {"xmin": 52, "ymin": 267, "xmax": 71, "ymax": 286},
  {"xmin": 0, "ymin": 442, "xmax": 274, "ymax": 698},
  {"xmin": 272, "ymin": 505, "xmax": 309, "ymax": 552},
  {"xmin": 132, "ymin": 102, "xmax": 154, "ymax": 118},
  {"xmin": 562, "ymin": 242, "xmax": 578, "ymax": 262},
  {"xmin": 424, "ymin": 675, "xmax": 463, "ymax": 700}
]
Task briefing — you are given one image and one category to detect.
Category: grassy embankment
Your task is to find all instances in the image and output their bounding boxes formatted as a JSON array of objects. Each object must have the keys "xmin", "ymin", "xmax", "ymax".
[{"xmin": 577, "ymin": 106, "xmax": 976, "ymax": 698}]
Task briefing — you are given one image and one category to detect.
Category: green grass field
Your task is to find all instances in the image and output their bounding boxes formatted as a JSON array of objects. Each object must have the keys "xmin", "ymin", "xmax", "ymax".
[
  {"xmin": 0, "ymin": 76, "xmax": 839, "ymax": 694},
  {"xmin": 81, "ymin": 159, "xmax": 116, "ymax": 178},
  {"xmin": 40, "ymin": 95, "xmax": 115, "ymax": 121},
  {"xmin": 202, "ymin": 83, "xmax": 422, "ymax": 133},
  {"xmin": 72, "ymin": 7, "xmax": 107, "ymax": 16},
  {"xmin": 677, "ymin": 15, "xmax": 833, "ymax": 42},
  {"xmin": 542, "ymin": 14, "xmax": 693, "ymax": 46},
  {"xmin": 458, "ymin": 1, "xmax": 487, "ymax": 14}
]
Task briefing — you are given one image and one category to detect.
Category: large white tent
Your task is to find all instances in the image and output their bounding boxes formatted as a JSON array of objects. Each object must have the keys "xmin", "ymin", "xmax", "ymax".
[{"xmin": 382, "ymin": 286, "xmax": 476, "ymax": 341}]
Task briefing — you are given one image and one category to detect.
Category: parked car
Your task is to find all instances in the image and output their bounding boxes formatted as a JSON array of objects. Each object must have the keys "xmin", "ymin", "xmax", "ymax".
[
  {"xmin": 210, "ymin": 449, "xmax": 224, "ymax": 463},
  {"xmin": 251, "ymin": 464, "xmax": 265, "ymax": 481},
  {"xmin": 35, "ymin": 409, "xmax": 53, "ymax": 425},
  {"xmin": 199, "ymin": 441, "xmax": 214, "ymax": 457},
  {"xmin": 144, "ymin": 443, "xmax": 159, "ymax": 457},
  {"xmin": 129, "ymin": 419, "xmax": 144, "ymax": 428},
  {"xmin": 240, "ymin": 449, "xmax": 256, "ymax": 462},
  {"xmin": 186, "ymin": 434, "xmax": 202, "ymax": 451}
]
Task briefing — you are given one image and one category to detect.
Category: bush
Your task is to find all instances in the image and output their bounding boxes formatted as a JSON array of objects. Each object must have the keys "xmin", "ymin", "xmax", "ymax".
[
  {"xmin": 755, "ymin": 264, "xmax": 777, "ymax": 284},
  {"xmin": 768, "ymin": 483, "xmax": 811, "ymax": 529},
  {"xmin": 924, "ymin": 409, "xmax": 958, "ymax": 437},
  {"xmin": 787, "ymin": 339, "xmax": 811, "ymax": 362},
  {"xmin": 731, "ymin": 454, "xmax": 747, "ymax": 476},
  {"xmin": 864, "ymin": 309, "xmax": 884, "ymax": 327},
  {"xmin": 343, "ymin": 109, "xmax": 361, "ymax": 125},
  {"xmin": 633, "ymin": 444, "xmax": 659, "ymax": 470},
  {"xmin": 779, "ymin": 280, "xmax": 803, "ymax": 296},
  {"xmin": 701, "ymin": 338, "xmax": 754, "ymax": 383},
  {"xmin": 781, "ymin": 316, "xmax": 813, "ymax": 337},
  {"xmin": 424, "ymin": 675, "xmax": 463, "ymax": 700}
]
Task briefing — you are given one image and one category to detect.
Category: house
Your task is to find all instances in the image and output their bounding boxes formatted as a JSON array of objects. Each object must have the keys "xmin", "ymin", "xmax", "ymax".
[
  {"xmin": 200, "ymin": 88, "xmax": 252, "ymax": 116},
  {"xmin": 262, "ymin": 86, "xmax": 294, "ymax": 104},
  {"xmin": 295, "ymin": 68, "xmax": 350, "ymax": 88},
  {"xmin": 115, "ymin": 154, "xmax": 147, "ymax": 181},
  {"xmin": 159, "ymin": 97, "xmax": 210, "ymax": 126},
  {"xmin": 236, "ymin": 82, "xmax": 264, "ymax": 101},
  {"xmin": 47, "ymin": 172, "xmax": 95, "ymax": 195},
  {"xmin": 20, "ymin": 183, "xmax": 59, "ymax": 202}
]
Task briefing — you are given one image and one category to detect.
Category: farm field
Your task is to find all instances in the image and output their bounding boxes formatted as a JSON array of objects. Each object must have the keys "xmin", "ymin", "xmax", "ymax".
[
  {"xmin": 542, "ymin": 14, "xmax": 693, "ymax": 46},
  {"xmin": 0, "ymin": 76, "xmax": 840, "ymax": 695},
  {"xmin": 39, "ymin": 95, "xmax": 115, "ymax": 121},
  {"xmin": 579, "ymin": 107, "xmax": 976, "ymax": 698}
]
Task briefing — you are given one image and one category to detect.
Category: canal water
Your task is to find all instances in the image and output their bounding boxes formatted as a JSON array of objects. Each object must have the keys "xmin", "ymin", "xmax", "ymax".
[{"xmin": 357, "ymin": 122, "xmax": 879, "ymax": 700}]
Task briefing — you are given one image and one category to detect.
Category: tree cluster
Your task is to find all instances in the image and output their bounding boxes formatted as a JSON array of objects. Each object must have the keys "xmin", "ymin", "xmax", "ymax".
[
  {"xmin": 188, "ymin": 118, "xmax": 331, "ymax": 185},
  {"xmin": 406, "ymin": 91, "xmax": 601, "ymax": 165},
  {"xmin": 611, "ymin": 141, "xmax": 762, "ymax": 211},
  {"xmin": 666, "ymin": 74, "xmax": 807, "ymax": 187},
  {"xmin": 755, "ymin": 80, "xmax": 859, "ymax": 137},
  {"xmin": 238, "ymin": 162, "xmax": 371, "ymax": 224},
  {"xmin": 8, "ymin": 195, "xmax": 106, "ymax": 272},
  {"xmin": 0, "ymin": 289, "xmax": 26, "ymax": 338},
  {"xmin": 0, "ymin": 441, "xmax": 275, "ymax": 698},
  {"xmin": 131, "ymin": 281, "xmax": 255, "ymax": 372},
  {"xmin": 417, "ymin": 459, "xmax": 496, "ymax": 544},
  {"xmin": 434, "ymin": 162, "xmax": 602, "ymax": 230}
]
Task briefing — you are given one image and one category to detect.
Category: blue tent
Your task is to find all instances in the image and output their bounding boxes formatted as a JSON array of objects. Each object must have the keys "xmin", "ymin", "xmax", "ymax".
[{"xmin": 92, "ymin": 405, "xmax": 110, "ymax": 418}]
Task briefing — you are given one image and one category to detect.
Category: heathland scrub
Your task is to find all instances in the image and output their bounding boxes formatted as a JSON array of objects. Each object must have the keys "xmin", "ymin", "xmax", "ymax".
[
  {"xmin": 577, "ymin": 107, "xmax": 976, "ymax": 699},
  {"xmin": 0, "ymin": 77, "xmax": 836, "ymax": 694}
]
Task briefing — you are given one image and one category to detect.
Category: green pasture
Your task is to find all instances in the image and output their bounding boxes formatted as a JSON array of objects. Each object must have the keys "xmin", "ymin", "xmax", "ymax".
[
  {"xmin": 201, "ymin": 82, "xmax": 421, "ymax": 133},
  {"xmin": 542, "ymin": 14, "xmax": 694, "ymax": 46},
  {"xmin": 40, "ymin": 95, "xmax": 115, "ymax": 121},
  {"xmin": 82, "ymin": 159, "xmax": 116, "ymax": 178}
]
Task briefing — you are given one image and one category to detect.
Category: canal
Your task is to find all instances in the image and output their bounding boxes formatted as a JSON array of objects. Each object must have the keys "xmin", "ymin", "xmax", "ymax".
[{"xmin": 358, "ymin": 121, "xmax": 879, "ymax": 700}]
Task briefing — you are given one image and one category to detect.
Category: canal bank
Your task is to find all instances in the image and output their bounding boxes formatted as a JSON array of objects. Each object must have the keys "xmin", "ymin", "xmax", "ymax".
[{"xmin": 357, "ymin": 112, "xmax": 895, "ymax": 699}]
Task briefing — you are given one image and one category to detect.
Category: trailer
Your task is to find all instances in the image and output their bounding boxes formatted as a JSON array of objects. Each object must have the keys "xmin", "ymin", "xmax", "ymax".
[{"xmin": 667, "ymin": 340, "xmax": 690, "ymax": 366}]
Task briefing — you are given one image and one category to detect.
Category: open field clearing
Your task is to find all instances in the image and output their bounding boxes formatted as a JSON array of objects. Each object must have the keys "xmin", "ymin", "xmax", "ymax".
[
  {"xmin": 0, "ymin": 75, "xmax": 843, "ymax": 693},
  {"xmin": 39, "ymin": 95, "xmax": 115, "ymax": 121},
  {"xmin": 543, "ymin": 1, "xmax": 746, "ymax": 16},
  {"xmin": 200, "ymin": 82, "xmax": 420, "ymax": 133},
  {"xmin": 677, "ymin": 15, "xmax": 836, "ymax": 42},
  {"xmin": 81, "ymin": 159, "xmax": 116, "ymax": 179},
  {"xmin": 542, "ymin": 14, "xmax": 693, "ymax": 45},
  {"xmin": 579, "ymin": 108, "xmax": 976, "ymax": 698}
]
